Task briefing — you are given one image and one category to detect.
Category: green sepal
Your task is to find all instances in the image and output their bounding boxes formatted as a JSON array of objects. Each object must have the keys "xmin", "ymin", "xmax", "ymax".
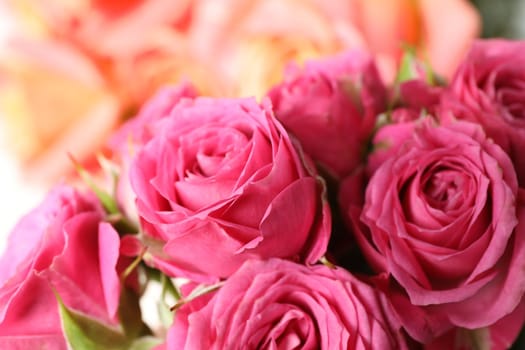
[
  {"xmin": 395, "ymin": 47, "xmax": 420, "ymax": 84},
  {"xmin": 170, "ymin": 281, "xmax": 224, "ymax": 312},
  {"xmin": 96, "ymin": 153, "xmax": 120, "ymax": 196},
  {"xmin": 395, "ymin": 45, "xmax": 436, "ymax": 86},
  {"xmin": 56, "ymin": 293, "xmax": 128, "ymax": 350},
  {"xmin": 69, "ymin": 154, "xmax": 120, "ymax": 215}
]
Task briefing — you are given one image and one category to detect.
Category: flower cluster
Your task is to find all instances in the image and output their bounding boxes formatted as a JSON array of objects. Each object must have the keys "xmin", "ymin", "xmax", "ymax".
[{"xmin": 2, "ymin": 38, "xmax": 525, "ymax": 350}]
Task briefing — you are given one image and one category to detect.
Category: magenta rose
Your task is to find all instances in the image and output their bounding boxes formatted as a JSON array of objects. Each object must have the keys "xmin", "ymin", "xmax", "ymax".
[
  {"xmin": 0, "ymin": 186, "xmax": 122, "ymax": 348},
  {"xmin": 165, "ymin": 259, "xmax": 409, "ymax": 349},
  {"xmin": 440, "ymin": 39, "xmax": 525, "ymax": 185},
  {"xmin": 346, "ymin": 117, "xmax": 525, "ymax": 342},
  {"xmin": 267, "ymin": 50, "xmax": 387, "ymax": 179},
  {"xmin": 130, "ymin": 97, "xmax": 331, "ymax": 282}
]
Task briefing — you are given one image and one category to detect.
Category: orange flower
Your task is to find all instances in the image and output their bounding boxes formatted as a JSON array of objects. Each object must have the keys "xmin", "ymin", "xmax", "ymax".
[
  {"xmin": 0, "ymin": 0, "xmax": 480, "ymax": 182},
  {"xmin": 185, "ymin": 0, "xmax": 480, "ymax": 97},
  {"xmin": 343, "ymin": 0, "xmax": 481, "ymax": 81},
  {"xmin": 0, "ymin": 39, "xmax": 120, "ymax": 182},
  {"xmin": 7, "ymin": 0, "xmax": 194, "ymax": 56},
  {"xmin": 0, "ymin": 0, "xmax": 216, "ymax": 183}
]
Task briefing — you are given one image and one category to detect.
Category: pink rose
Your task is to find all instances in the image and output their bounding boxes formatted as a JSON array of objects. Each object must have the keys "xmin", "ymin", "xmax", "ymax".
[
  {"xmin": 440, "ymin": 39, "xmax": 525, "ymax": 186},
  {"xmin": 0, "ymin": 186, "xmax": 122, "ymax": 348},
  {"xmin": 267, "ymin": 50, "xmax": 387, "ymax": 179},
  {"xmin": 425, "ymin": 301, "xmax": 525, "ymax": 349},
  {"xmin": 346, "ymin": 117, "xmax": 525, "ymax": 342},
  {"xmin": 390, "ymin": 80, "xmax": 442, "ymax": 123},
  {"xmin": 109, "ymin": 82, "xmax": 199, "ymax": 224},
  {"xmin": 130, "ymin": 97, "xmax": 331, "ymax": 282},
  {"xmin": 166, "ymin": 259, "xmax": 409, "ymax": 349}
]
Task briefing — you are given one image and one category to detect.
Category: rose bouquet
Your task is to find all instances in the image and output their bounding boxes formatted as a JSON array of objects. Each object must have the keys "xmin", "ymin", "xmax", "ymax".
[{"xmin": 3, "ymin": 29, "xmax": 525, "ymax": 350}]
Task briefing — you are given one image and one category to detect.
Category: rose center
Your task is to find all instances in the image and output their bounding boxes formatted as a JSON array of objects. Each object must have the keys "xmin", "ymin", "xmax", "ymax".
[
  {"xmin": 423, "ymin": 168, "xmax": 465, "ymax": 211},
  {"xmin": 181, "ymin": 127, "xmax": 250, "ymax": 179},
  {"xmin": 261, "ymin": 310, "xmax": 311, "ymax": 349}
]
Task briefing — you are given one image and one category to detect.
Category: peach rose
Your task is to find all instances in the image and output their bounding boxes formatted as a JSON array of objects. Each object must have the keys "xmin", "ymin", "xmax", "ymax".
[
  {"xmin": 0, "ymin": 0, "xmax": 217, "ymax": 183},
  {"xmin": 186, "ymin": 0, "xmax": 480, "ymax": 97},
  {"xmin": 5, "ymin": 0, "xmax": 193, "ymax": 57},
  {"xmin": 0, "ymin": 39, "xmax": 120, "ymax": 183},
  {"xmin": 0, "ymin": 0, "xmax": 480, "ymax": 183}
]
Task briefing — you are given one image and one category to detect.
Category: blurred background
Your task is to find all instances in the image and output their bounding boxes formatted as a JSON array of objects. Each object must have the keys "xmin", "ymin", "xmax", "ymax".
[
  {"xmin": 473, "ymin": 0, "xmax": 525, "ymax": 38},
  {"xmin": 0, "ymin": 0, "xmax": 524, "ymax": 254}
]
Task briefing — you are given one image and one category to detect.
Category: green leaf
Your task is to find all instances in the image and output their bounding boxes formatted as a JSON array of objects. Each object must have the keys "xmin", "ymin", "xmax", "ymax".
[
  {"xmin": 118, "ymin": 288, "xmax": 150, "ymax": 339},
  {"xmin": 69, "ymin": 154, "xmax": 120, "ymax": 215},
  {"xmin": 56, "ymin": 293, "xmax": 128, "ymax": 350},
  {"xmin": 161, "ymin": 273, "xmax": 182, "ymax": 302},
  {"xmin": 128, "ymin": 336, "xmax": 164, "ymax": 350},
  {"xmin": 158, "ymin": 296, "xmax": 175, "ymax": 330},
  {"xmin": 107, "ymin": 213, "xmax": 140, "ymax": 235},
  {"xmin": 150, "ymin": 275, "xmax": 179, "ymax": 329}
]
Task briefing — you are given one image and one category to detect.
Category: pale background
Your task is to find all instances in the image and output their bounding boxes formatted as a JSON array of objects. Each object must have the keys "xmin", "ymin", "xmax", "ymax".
[
  {"xmin": 0, "ymin": 132, "xmax": 46, "ymax": 255},
  {"xmin": 0, "ymin": 3, "xmax": 47, "ymax": 255}
]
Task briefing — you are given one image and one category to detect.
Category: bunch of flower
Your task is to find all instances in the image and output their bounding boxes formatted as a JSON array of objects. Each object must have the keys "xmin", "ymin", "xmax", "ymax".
[
  {"xmin": 2, "ymin": 38, "xmax": 525, "ymax": 350},
  {"xmin": 0, "ymin": 0, "xmax": 479, "ymax": 183}
]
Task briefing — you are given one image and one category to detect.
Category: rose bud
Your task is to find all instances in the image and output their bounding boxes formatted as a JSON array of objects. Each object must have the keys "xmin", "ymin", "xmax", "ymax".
[{"xmin": 267, "ymin": 50, "xmax": 387, "ymax": 180}]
